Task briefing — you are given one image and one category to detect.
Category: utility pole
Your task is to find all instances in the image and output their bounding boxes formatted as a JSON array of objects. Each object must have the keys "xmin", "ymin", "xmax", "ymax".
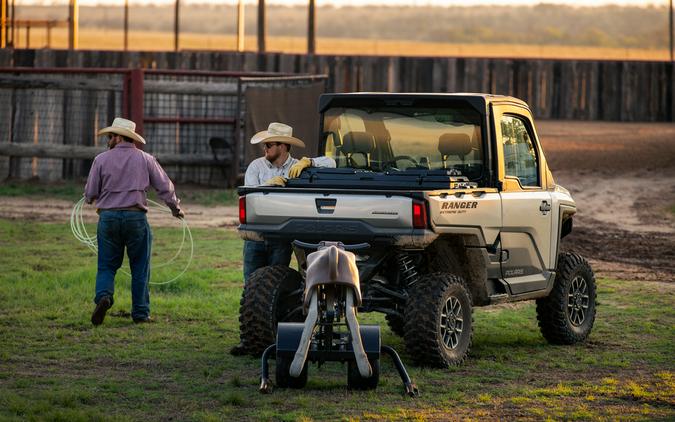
[
  {"xmin": 1, "ymin": 0, "xmax": 7, "ymax": 48},
  {"xmin": 670, "ymin": 0, "xmax": 673, "ymax": 62},
  {"xmin": 174, "ymin": 0, "xmax": 180, "ymax": 51},
  {"xmin": 307, "ymin": 0, "xmax": 315, "ymax": 55},
  {"xmin": 257, "ymin": 0, "xmax": 265, "ymax": 53},
  {"xmin": 237, "ymin": 0, "xmax": 245, "ymax": 52},
  {"xmin": 68, "ymin": 0, "xmax": 78, "ymax": 49},
  {"xmin": 9, "ymin": 0, "xmax": 14, "ymax": 47},
  {"xmin": 124, "ymin": 0, "xmax": 129, "ymax": 51}
]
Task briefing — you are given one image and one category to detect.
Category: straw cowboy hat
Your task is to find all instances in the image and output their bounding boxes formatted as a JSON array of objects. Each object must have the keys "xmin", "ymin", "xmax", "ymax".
[
  {"xmin": 250, "ymin": 122, "xmax": 305, "ymax": 148},
  {"xmin": 97, "ymin": 117, "xmax": 146, "ymax": 145}
]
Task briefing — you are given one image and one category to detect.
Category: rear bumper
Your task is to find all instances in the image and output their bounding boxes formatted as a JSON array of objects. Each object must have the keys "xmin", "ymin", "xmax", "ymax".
[{"xmin": 239, "ymin": 219, "xmax": 437, "ymax": 248}]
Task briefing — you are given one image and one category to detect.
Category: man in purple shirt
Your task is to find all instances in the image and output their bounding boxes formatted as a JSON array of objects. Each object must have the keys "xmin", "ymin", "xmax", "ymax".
[{"xmin": 85, "ymin": 118, "xmax": 184, "ymax": 326}]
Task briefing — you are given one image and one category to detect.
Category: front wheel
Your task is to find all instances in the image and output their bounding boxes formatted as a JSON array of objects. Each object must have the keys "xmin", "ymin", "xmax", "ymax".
[
  {"xmin": 536, "ymin": 252, "xmax": 597, "ymax": 344},
  {"xmin": 403, "ymin": 273, "xmax": 473, "ymax": 367}
]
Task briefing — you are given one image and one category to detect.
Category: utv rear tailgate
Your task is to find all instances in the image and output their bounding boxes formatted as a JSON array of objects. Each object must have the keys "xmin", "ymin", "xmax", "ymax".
[{"xmin": 238, "ymin": 189, "xmax": 429, "ymax": 244}]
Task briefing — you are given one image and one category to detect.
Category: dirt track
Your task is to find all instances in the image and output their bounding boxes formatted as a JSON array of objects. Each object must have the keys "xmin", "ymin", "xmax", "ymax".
[
  {"xmin": 539, "ymin": 120, "xmax": 675, "ymax": 282},
  {"xmin": 1, "ymin": 120, "xmax": 673, "ymax": 282}
]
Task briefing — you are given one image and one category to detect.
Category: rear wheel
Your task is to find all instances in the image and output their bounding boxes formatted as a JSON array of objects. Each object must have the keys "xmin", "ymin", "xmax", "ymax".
[
  {"xmin": 275, "ymin": 354, "xmax": 308, "ymax": 389},
  {"xmin": 237, "ymin": 266, "xmax": 304, "ymax": 356},
  {"xmin": 537, "ymin": 252, "xmax": 596, "ymax": 344},
  {"xmin": 347, "ymin": 358, "xmax": 379, "ymax": 390},
  {"xmin": 404, "ymin": 273, "xmax": 473, "ymax": 367}
]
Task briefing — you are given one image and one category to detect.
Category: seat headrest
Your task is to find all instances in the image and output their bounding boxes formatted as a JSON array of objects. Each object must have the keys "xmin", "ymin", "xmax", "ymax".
[
  {"xmin": 438, "ymin": 133, "xmax": 473, "ymax": 158},
  {"xmin": 342, "ymin": 131, "xmax": 375, "ymax": 154}
]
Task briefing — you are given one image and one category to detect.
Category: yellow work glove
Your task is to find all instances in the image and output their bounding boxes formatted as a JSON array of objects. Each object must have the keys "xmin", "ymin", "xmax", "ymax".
[
  {"xmin": 288, "ymin": 157, "xmax": 312, "ymax": 178},
  {"xmin": 264, "ymin": 176, "xmax": 287, "ymax": 186}
]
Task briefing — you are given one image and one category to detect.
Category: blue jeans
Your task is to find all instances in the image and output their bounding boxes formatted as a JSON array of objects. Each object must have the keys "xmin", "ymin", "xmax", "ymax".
[
  {"xmin": 243, "ymin": 240, "xmax": 292, "ymax": 281},
  {"xmin": 95, "ymin": 210, "xmax": 152, "ymax": 320}
]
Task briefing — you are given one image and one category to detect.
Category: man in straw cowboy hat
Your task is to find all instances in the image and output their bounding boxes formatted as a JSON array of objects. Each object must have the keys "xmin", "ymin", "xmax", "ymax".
[
  {"xmin": 230, "ymin": 122, "xmax": 335, "ymax": 355},
  {"xmin": 242, "ymin": 122, "xmax": 335, "ymax": 281},
  {"xmin": 84, "ymin": 117, "xmax": 184, "ymax": 326}
]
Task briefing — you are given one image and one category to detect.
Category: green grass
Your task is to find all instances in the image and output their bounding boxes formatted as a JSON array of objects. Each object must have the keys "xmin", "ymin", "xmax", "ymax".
[
  {"xmin": 0, "ymin": 218, "xmax": 673, "ymax": 421},
  {"xmin": 0, "ymin": 180, "xmax": 84, "ymax": 201},
  {"xmin": 0, "ymin": 181, "xmax": 238, "ymax": 207}
]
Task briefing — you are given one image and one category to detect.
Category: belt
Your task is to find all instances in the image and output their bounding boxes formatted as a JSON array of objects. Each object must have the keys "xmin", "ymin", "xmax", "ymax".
[{"xmin": 98, "ymin": 206, "xmax": 146, "ymax": 213}]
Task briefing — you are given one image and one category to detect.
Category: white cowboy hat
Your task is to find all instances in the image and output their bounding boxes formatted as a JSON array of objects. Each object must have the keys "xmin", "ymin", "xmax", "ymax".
[
  {"xmin": 250, "ymin": 122, "xmax": 305, "ymax": 148},
  {"xmin": 97, "ymin": 117, "xmax": 146, "ymax": 145}
]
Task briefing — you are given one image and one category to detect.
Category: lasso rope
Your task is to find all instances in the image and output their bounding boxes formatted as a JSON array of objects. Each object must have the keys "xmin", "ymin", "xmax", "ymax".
[{"xmin": 70, "ymin": 197, "xmax": 194, "ymax": 285}]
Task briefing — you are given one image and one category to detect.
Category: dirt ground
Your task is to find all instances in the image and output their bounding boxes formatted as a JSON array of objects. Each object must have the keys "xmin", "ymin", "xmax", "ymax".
[
  {"xmin": 1, "ymin": 120, "xmax": 673, "ymax": 282},
  {"xmin": 539, "ymin": 120, "xmax": 675, "ymax": 283}
]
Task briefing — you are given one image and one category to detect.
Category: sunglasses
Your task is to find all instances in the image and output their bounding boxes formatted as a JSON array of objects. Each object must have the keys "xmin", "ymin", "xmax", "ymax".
[{"xmin": 263, "ymin": 142, "xmax": 282, "ymax": 149}]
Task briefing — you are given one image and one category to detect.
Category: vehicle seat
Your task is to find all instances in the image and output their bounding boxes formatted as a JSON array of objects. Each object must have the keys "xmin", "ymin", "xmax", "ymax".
[
  {"xmin": 341, "ymin": 131, "xmax": 376, "ymax": 169},
  {"xmin": 438, "ymin": 133, "xmax": 472, "ymax": 169},
  {"xmin": 303, "ymin": 243, "xmax": 362, "ymax": 312}
]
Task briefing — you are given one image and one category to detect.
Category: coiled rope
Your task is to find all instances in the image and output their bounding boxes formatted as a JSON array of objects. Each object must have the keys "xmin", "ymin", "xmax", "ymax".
[{"xmin": 70, "ymin": 197, "xmax": 194, "ymax": 285}]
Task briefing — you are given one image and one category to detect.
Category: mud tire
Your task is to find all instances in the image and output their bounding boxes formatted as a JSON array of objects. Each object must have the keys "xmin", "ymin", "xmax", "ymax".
[
  {"xmin": 536, "ymin": 252, "xmax": 597, "ymax": 345},
  {"xmin": 403, "ymin": 273, "xmax": 473, "ymax": 367},
  {"xmin": 237, "ymin": 266, "xmax": 304, "ymax": 356},
  {"xmin": 385, "ymin": 314, "xmax": 406, "ymax": 337}
]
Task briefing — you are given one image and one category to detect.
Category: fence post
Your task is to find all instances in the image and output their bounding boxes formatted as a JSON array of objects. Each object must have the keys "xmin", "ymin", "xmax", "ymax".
[
  {"xmin": 173, "ymin": 0, "xmax": 180, "ymax": 51},
  {"xmin": 68, "ymin": 0, "xmax": 78, "ymax": 50},
  {"xmin": 1, "ymin": 0, "xmax": 6, "ymax": 48},
  {"xmin": 257, "ymin": 0, "xmax": 265, "ymax": 53}
]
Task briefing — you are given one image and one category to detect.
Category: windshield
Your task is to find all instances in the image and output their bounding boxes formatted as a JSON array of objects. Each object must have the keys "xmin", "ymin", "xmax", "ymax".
[{"xmin": 322, "ymin": 104, "xmax": 485, "ymax": 181}]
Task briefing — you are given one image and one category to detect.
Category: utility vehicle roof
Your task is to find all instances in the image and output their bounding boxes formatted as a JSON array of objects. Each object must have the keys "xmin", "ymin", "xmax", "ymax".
[{"xmin": 319, "ymin": 92, "xmax": 530, "ymax": 114}]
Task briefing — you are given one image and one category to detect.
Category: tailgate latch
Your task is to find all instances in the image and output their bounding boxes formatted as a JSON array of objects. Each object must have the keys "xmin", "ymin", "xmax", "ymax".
[{"xmin": 315, "ymin": 198, "xmax": 337, "ymax": 214}]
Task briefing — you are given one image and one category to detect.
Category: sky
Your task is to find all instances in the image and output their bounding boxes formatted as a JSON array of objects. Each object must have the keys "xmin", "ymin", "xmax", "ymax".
[{"xmin": 22, "ymin": 0, "xmax": 671, "ymax": 6}]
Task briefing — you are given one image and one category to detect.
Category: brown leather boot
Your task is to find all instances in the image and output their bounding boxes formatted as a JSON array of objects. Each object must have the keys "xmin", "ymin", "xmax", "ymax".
[{"xmin": 91, "ymin": 296, "xmax": 112, "ymax": 326}]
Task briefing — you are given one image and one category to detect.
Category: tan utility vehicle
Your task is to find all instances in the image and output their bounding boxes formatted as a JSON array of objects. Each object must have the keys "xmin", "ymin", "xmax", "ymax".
[{"xmin": 237, "ymin": 93, "xmax": 596, "ymax": 367}]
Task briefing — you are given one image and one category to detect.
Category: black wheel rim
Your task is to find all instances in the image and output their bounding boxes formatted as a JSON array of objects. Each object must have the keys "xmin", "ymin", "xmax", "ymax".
[
  {"xmin": 440, "ymin": 296, "xmax": 463, "ymax": 349},
  {"xmin": 567, "ymin": 276, "xmax": 589, "ymax": 326}
]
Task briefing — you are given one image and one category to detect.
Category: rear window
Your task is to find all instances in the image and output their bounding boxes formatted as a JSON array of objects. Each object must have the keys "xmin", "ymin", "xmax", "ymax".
[{"xmin": 322, "ymin": 103, "xmax": 485, "ymax": 181}]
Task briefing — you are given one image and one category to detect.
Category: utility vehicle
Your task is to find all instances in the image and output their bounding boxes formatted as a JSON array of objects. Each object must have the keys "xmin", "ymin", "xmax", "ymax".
[{"xmin": 237, "ymin": 93, "xmax": 596, "ymax": 368}]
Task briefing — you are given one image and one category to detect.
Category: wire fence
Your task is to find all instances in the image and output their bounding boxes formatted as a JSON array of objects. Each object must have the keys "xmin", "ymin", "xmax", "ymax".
[{"xmin": 0, "ymin": 68, "xmax": 327, "ymax": 185}]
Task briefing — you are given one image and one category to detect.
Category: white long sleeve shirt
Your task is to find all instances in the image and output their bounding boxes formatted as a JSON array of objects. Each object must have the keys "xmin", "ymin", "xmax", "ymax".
[{"xmin": 244, "ymin": 155, "xmax": 336, "ymax": 186}]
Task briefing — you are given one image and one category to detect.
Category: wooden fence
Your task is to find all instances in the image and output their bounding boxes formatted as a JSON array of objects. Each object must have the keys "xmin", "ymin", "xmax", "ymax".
[{"xmin": 0, "ymin": 48, "xmax": 673, "ymax": 122}]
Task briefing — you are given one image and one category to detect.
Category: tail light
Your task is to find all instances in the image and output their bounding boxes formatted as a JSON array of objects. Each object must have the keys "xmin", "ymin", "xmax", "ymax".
[
  {"xmin": 239, "ymin": 196, "xmax": 246, "ymax": 224},
  {"xmin": 412, "ymin": 200, "xmax": 428, "ymax": 229}
]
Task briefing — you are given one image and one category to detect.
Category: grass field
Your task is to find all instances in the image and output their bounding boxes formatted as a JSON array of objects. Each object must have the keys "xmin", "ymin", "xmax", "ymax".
[
  {"xmin": 18, "ymin": 28, "xmax": 670, "ymax": 61},
  {"xmin": 0, "ymin": 217, "xmax": 673, "ymax": 421}
]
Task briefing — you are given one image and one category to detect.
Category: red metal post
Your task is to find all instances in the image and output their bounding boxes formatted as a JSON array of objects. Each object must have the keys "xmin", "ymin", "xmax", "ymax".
[
  {"xmin": 122, "ymin": 68, "xmax": 145, "ymax": 138},
  {"xmin": 129, "ymin": 68, "xmax": 144, "ymax": 136}
]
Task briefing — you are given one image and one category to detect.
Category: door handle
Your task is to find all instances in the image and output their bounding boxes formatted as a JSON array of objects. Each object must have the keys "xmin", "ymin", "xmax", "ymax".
[{"xmin": 539, "ymin": 200, "xmax": 551, "ymax": 215}]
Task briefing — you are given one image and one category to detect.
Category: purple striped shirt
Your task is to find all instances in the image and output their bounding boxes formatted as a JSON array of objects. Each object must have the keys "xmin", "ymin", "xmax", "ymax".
[{"xmin": 84, "ymin": 142, "xmax": 181, "ymax": 212}]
